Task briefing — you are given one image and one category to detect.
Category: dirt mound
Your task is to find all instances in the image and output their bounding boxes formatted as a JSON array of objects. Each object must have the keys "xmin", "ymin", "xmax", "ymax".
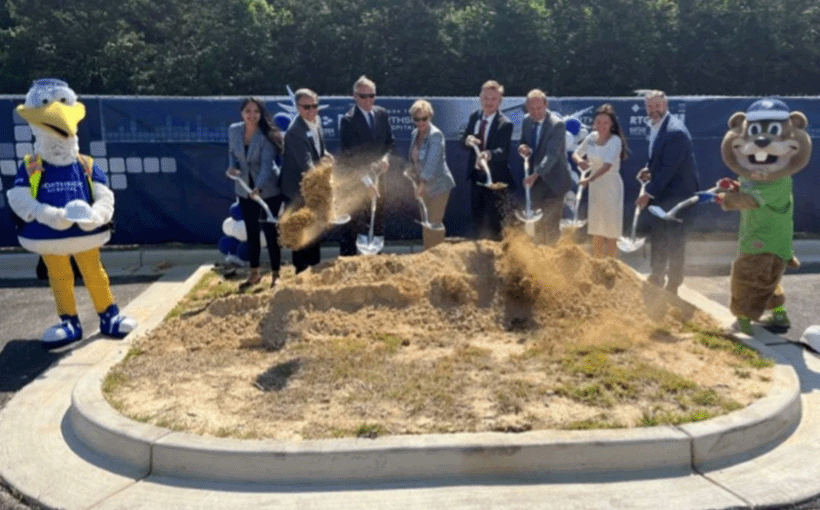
[
  {"xmin": 258, "ymin": 232, "xmax": 683, "ymax": 350},
  {"xmin": 108, "ymin": 234, "xmax": 772, "ymax": 440}
]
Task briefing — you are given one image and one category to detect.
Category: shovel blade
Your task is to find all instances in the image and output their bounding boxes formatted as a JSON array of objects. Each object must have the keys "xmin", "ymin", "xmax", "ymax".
[
  {"xmin": 356, "ymin": 234, "xmax": 384, "ymax": 255},
  {"xmin": 617, "ymin": 236, "xmax": 646, "ymax": 253},
  {"xmin": 418, "ymin": 220, "xmax": 445, "ymax": 231},
  {"xmin": 331, "ymin": 214, "xmax": 351, "ymax": 225},
  {"xmin": 559, "ymin": 218, "xmax": 587, "ymax": 231},
  {"xmin": 515, "ymin": 208, "xmax": 543, "ymax": 223}
]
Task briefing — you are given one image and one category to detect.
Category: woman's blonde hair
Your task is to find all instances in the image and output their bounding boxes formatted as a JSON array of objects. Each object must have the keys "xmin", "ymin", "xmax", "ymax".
[{"xmin": 409, "ymin": 99, "xmax": 434, "ymax": 119}]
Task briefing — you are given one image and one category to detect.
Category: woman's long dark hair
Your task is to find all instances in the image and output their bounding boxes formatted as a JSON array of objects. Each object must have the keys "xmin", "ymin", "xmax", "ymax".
[
  {"xmin": 595, "ymin": 103, "xmax": 630, "ymax": 161},
  {"xmin": 240, "ymin": 97, "xmax": 284, "ymax": 152}
]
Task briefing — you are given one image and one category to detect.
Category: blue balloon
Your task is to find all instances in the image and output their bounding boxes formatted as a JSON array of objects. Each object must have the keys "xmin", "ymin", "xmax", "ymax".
[
  {"xmin": 236, "ymin": 241, "xmax": 250, "ymax": 262},
  {"xmin": 218, "ymin": 236, "xmax": 239, "ymax": 255},
  {"xmin": 230, "ymin": 201, "xmax": 243, "ymax": 221},
  {"xmin": 273, "ymin": 113, "xmax": 291, "ymax": 132},
  {"xmin": 566, "ymin": 118, "xmax": 582, "ymax": 136}
]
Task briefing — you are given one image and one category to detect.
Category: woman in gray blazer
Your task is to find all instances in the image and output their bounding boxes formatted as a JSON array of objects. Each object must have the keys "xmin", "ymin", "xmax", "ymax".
[
  {"xmin": 408, "ymin": 100, "xmax": 455, "ymax": 250},
  {"xmin": 227, "ymin": 97, "xmax": 284, "ymax": 288}
]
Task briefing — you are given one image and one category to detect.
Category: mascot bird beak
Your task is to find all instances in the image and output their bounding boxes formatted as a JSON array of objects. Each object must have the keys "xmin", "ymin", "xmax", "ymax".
[{"xmin": 16, "ymin": 100, "xmax": 86, "ymax": 139}]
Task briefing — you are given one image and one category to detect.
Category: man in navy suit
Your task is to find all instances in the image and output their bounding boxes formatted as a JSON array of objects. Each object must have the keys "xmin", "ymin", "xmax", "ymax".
[
  {"xmin": 338, "ymin": 75, "xmax": 395, "ymax": 256},
  {"xmin": 280, "ymin": 88, "xmax": 327, "ymax": 273},
  {"xmin": 636, "ymin": 90, "xmax": 699, "ymax": 293},
  {"xmin": 461, "ymin": 80, "xmax": 514, "ymax": 240}
]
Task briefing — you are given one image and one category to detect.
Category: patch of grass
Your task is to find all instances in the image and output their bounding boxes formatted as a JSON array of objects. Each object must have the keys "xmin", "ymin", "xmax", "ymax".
[
  {"xmin": 102, "ymin": 370, "xmax": 127, "ymax": 395},
  {"xmin": 166, "ymin": 271, "xmax": 236, "ymax": 319},
  {"xmin": 563, "ymin": 417, "xmax": 626, "ymax": 430},
  {"xmin": 638, "ymin": 364, "xmax": 698, "ymax": 393},
  {"xmin": 122, "ymin": 346, "xmax": 144, "ymax": 362},
  {"xmin": 640, "ymin": 408, "xmax": 715, "ymax": 427},
  {"xmin": 355, "ymin": 422, "xmax": 386, "ymax": 439},
  {"xmin": 373, "ymin": 332, "xmax": 404, "ymax": 354},
  {"xmin": 733, "ymin": 367, "xmax": 752, "ymax": 379},
  {"xmin": 556, "ymin": 383, "xmax": 615, "ymax": 407},
  {"xmin": 214, "ymin": 426, "xmax": 236, "ymax": 438},
  {"xmin": 696, "ymin": 333, "xmax": 775, "ymax": 369}
]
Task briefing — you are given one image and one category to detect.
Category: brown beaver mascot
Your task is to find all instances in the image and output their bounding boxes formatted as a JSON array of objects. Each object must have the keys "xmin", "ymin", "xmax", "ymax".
[{"xmin": 700, "ymin": 98, "xmax": 810, "ymax": 335}]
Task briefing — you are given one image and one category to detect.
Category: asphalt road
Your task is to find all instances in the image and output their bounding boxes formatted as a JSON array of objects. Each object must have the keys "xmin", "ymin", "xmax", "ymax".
[
  {"xmin": 0, "ymin": 274, "xmax": 158, "ymax": 510},
  {"xmin": 0, "ymin": 269, "xmax": 817, "ymax": 510}
]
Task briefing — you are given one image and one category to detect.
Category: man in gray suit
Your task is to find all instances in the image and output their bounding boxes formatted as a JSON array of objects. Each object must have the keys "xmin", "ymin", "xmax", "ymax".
[
  {"xmin": 280, "ymin": 88, "xmax": 328, "ymax": 273},
  {"xmin": 517, "ymin": 89, "xmax": 571, "ymax": 244}
]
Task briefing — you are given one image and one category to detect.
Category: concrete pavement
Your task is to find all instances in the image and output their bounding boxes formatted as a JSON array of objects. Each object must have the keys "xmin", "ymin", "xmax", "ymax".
[{"xmin": 0, "ymin": 240, "xmax": 819, "ymax": 509}]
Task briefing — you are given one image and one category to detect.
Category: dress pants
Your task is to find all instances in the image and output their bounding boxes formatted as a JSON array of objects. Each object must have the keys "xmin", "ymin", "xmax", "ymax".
[
  {"xmin": 238, "ymin": 195, "xmax": 282, "ymax": 271},
  {"xmin": 648, "ymin": 214, "xmax": 688, "ymax": 292},
  {"xmin": 471, "ymin": 182, "xmax": 507, "ymax": 241}
]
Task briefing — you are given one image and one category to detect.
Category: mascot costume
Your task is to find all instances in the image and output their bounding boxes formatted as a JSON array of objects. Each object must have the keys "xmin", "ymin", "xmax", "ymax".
[
  {"xmin": 703, "ymin": 98, "xmax": 810, "ymax": 335},
  {"xmin": 7, "ymin": 79, "xmax": 137, "ymax": 349}
]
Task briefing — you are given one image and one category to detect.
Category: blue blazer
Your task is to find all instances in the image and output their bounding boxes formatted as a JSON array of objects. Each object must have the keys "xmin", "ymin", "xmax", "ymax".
[
  {"xmin": 410, "ymin": 124, "xmax": 455, "ymax": 198},
  {"xmin": 227, "ymin": 122, "xmax": 279, "ymax": 199},
  {"xmin": 645, "ymin": 115, "xmax": 699, "ymax": 210}
]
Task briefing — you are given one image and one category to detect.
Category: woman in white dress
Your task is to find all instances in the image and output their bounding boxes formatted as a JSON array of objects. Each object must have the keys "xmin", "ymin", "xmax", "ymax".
[{"xmin": 572, "ymin": 104, "xmax": 629, "ymax": 258}]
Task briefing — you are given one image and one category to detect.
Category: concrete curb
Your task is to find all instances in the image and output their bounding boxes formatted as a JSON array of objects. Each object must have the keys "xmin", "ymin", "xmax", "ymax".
[{"xmin": 66, "ymin": 264, "xmax": 802, "ymax": 485}]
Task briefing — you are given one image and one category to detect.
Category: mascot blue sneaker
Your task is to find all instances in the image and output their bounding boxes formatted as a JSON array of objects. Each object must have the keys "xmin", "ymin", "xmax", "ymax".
[
  {"xmin": 6, "ymin": 79, "xmax": 138, "ymax": 350},
  {"xmin": 99, "ymin": 304, "xmax": 136, "ymax": 338},
  {"xmin": 41, "ymin": 315, "xmax": 83, "ymax": 349}
]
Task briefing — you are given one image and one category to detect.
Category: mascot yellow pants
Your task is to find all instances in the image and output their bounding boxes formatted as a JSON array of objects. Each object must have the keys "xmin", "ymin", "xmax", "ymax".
[
  {"xmin": 42, "ymin": 248, "xmax": 113, "ymax": 317},
  {"xmin": 730, "ymin": 252, "xmax": 786, "ymax": 321}
]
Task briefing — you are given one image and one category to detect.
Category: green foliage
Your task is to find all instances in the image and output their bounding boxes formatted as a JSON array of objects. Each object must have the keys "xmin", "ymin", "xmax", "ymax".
[{"xmin": 3, "ymin": 0, "xmax": 818, "ymax": 95}]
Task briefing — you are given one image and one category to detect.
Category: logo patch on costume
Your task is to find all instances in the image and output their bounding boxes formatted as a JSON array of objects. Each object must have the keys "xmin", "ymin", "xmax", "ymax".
[{"xmin": 752, "ymin": 240, "xmax": 765, "ymax": 249}]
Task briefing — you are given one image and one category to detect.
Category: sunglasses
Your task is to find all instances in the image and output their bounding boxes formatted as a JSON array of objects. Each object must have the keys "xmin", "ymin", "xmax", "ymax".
[
  {"xmin": 413, "ymin": 116, "xmax": 429, "ymax": 122},
  {"xmin": 356, "ymin": 93, "xmax": 376, "ymax": 99},
  {"xmin": 299, "ymin": 103, "xmax": 319, "ymax": 110}
]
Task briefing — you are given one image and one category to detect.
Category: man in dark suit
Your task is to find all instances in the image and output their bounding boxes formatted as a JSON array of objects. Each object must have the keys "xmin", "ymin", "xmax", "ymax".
[
  {"xmin": 636, "ymin": 90, "xmax": 699, "ymax": 293},
  {"xmin": 338, "ymin": 75, "xmax": 395, "ymax": 256},
  {"xmin": 280, "ymin": 88, "xmax": 328, "ymax": 273},
  {"xmin": 517, "ymin": 89, "xmax": 572, "ymax": 244},
  {"xmin": 461, "ymin": 80, "xmax": 514, "ymax": 241}
]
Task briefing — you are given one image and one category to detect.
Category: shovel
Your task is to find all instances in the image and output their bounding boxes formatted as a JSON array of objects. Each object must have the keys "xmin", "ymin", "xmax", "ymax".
[
  {"xmin": 559, "ymin": 167, "xmax": 591, "ymax": 230},
  {"xmin": 226, "ymin": 170, "xmax": 280, "ymax": 223},
  {"xmin": 514, "ymin": 157, "xmax": 544, "ymax": 224},
  {"xmin": 469, "ymin": 143, "xmax": 508, "ymax": 190},
  {"xmin": 403, "ymin": 168, "xmax": 445, "ymax": 231},
  {"xmin": 647, "ymin": 184, "xmax": 722, "ymax": 223},
  {"xmin": 356, "ymin": 174, "xmax": 385, "ymax": 255},
  {"xmin": 617, "ymin": 175, "xmax": 649, "ymax": 253}
]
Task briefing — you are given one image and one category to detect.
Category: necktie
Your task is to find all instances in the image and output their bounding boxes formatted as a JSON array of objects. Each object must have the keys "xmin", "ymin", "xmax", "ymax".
[
  {"xmin": 477, "ymin": 117, "xmax": 487, "ymax": 149},
  {"xmin": 369, "ymin": 111, "xmax": 378, "ymax": 137},
  {"xmin": 531, "ymin": 122, "xmax": 540, "ymax": 152}
]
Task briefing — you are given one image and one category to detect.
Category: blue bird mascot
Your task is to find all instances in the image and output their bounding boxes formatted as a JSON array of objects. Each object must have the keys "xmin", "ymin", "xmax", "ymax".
[{"xmin": 6, "ymin": 79, "xmax": 137, "ymax": 349}]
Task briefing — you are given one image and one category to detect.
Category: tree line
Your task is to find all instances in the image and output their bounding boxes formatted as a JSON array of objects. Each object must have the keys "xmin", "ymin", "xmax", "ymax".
[{"xmin": 2, "ymin": 0, "xmax": 819, "ymax": 97}]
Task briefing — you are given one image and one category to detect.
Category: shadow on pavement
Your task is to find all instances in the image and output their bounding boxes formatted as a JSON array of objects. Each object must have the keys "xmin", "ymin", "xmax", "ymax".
[{"xmin": 0, "ymin": 340, "xmax": 65, "ymax": 402}]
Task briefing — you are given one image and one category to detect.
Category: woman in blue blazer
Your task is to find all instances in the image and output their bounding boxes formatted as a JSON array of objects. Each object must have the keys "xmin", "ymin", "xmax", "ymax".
[
  {"xmin": 408, "ymin": 100, "xmax": 455, "ymax": 249},
  {"xmin": 227, "ymin": 97, "xmax": 284, "ymax": 288}
]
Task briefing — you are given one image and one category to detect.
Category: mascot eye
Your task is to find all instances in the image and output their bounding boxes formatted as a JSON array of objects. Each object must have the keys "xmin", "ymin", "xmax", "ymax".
[
  {"xmin": 747, "ymin": 123, "xmax": 762, "ymax": 136},
  {"xmin": 767, "ymin": 123, "xmax": 782, "ymax": 136}
]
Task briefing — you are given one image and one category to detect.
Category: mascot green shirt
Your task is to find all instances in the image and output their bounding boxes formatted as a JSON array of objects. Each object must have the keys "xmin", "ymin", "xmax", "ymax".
[{"xmin": 738, "ymin": 176, "xmax": 793, "ymax": 261}]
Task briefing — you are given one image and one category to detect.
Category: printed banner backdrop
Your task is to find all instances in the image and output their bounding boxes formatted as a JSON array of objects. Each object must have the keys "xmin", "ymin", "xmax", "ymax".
[{"xmin": 1, "ymin": 94, "xmax": 819, "ymax": 248}]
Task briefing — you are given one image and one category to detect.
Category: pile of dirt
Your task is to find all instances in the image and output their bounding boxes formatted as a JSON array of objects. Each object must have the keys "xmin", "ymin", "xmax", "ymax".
[
  {"xmin": 278, "ymin": 159, "xmax": 336, "ymax": 249},
  {"xmin": 107, "ymin": 233, "xmax": 773, "ymax": 440}
]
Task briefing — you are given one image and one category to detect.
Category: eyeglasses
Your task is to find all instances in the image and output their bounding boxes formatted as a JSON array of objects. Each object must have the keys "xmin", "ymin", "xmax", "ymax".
[
  {"xmin": 356, "ymin": 93, "xmax": 376, "ymax": 99},
  {"xmin": 413, "ymin": 116, "xmax": 429, "ymax": 122},
  {"xmin": 299, "ymin": 103, "xmax": 319, "ymax": 110}
]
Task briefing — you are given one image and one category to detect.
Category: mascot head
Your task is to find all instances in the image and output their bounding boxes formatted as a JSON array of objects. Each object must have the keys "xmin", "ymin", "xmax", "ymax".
[
  {"xmin": 721, "ymin": 98, "xmax": 811, "ymax": 182},
  {"xmin": 17, "ymin": 79, "xmax": 85, "ymax": 166}
]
